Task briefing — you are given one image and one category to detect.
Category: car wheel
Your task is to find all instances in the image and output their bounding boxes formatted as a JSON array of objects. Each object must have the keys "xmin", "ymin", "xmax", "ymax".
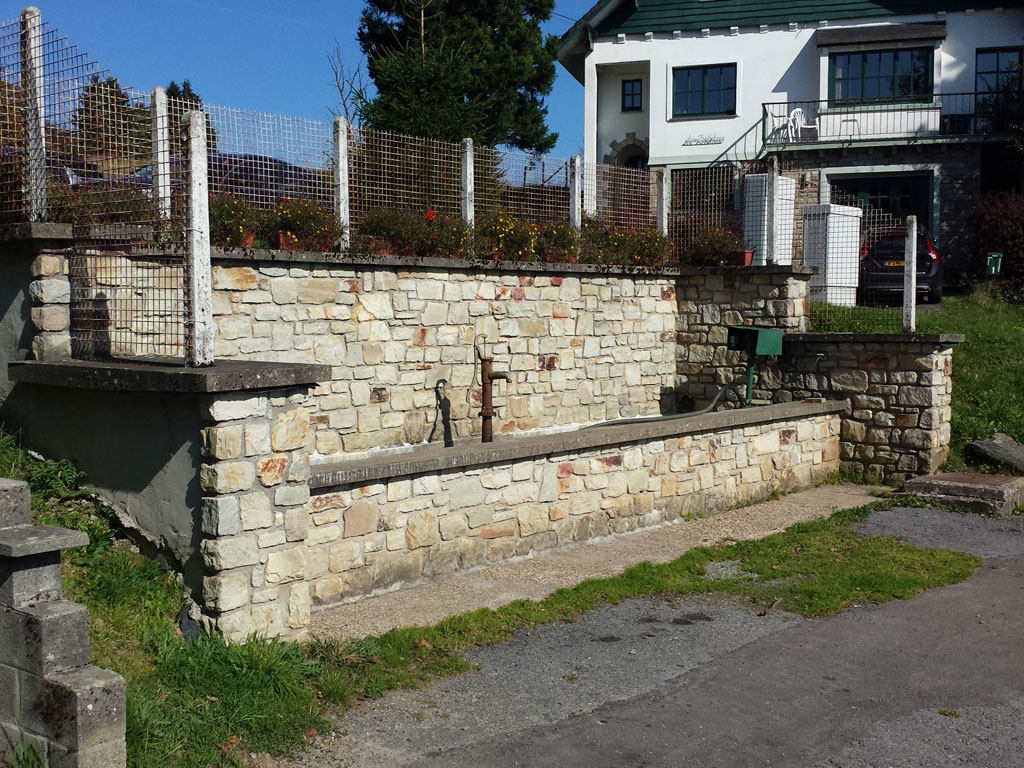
[{"xmin": 928, "ymin": 284, "xmax": 943, "ymax": 304}]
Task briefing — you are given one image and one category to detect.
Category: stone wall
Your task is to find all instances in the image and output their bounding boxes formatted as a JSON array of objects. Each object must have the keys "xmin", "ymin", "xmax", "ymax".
[
  {"xmin": 210, "ymin": 253, "xmax": 813, "ymax": 459},
  {"xmin": 194, "ymin": 401, "xmax": 842, "ymax": 641},
  {"xmin": 674, "ymin": 267, "xmax": 809, "ymax": 405},
  {"xmin": 775, "ymin": 333, "xmax": 962, "ymax": 484}
]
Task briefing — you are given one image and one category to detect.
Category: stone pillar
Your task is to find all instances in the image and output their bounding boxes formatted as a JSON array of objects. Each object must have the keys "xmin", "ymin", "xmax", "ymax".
[
  {"xmin": 0, "ymin": 479, "xmax": 126, "ymax": 767},
  {"xmin": 28, "ymin": 249, "xmax": 72, "ymax": 361},
  {"xmin": 197, "ymin": 389, "xmax": 317, "ymax": 641}
]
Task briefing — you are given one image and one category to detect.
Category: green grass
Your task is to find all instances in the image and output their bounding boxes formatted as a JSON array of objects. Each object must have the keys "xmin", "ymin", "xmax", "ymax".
[
  {"xmin": 812, "ymin": 290, "xmax": 1024, "ymax": 467},
  {"xmin": 0, "ymin": 427, "xmax": 984, "ymax": 767}
]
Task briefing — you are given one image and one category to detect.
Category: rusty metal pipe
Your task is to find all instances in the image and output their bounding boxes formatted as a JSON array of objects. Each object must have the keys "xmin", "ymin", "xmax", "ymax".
[{"xmin": 477, "ymin": 349, "xmax": 508, "ymax": 443}]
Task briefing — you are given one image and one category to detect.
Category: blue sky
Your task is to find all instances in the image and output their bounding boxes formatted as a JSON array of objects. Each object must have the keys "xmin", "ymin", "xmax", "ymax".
[{"xmin": 24, "ymin": 0, "xmax": 593, "ymax": 158}]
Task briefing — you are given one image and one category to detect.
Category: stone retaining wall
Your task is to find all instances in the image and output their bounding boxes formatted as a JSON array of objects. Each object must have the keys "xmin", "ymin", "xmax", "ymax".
[
  {"xmin": 775, "ymin": 334, "xmax": 961, "ymax": 483},
  {"xmin": 195, "ymin": 401, "xmax": 842, "ymax": 641},
  {"xmin": 210, "ymin": 253, "xmax": 813, "ymax": 460}
]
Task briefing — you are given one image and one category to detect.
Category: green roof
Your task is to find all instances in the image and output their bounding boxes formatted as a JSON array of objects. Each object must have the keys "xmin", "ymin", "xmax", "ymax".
[
  {"xmin": 558, "ymin": 1, "xmax": 1016, "ymax": 82},
  {"xmin": 591, "ymin": 1, "xmax": 1011, "ymax": 37}
]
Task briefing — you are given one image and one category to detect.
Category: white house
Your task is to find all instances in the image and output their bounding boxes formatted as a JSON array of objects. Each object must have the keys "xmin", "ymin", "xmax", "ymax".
[{"xmin": 558, "ymin": 1, "xmax": 1024, "ymax": 273}]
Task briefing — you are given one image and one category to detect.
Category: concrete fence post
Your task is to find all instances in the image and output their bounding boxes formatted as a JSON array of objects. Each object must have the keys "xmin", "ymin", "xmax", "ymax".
[
  {"xmin": 150, "ymin": 86, "xmax": 172, "ymax": 222},
  {"xmin": 461, "ymin": 138, "xmax": 475, "ymax": 228},
  {"xmin": 656, "ymin": 168, "xmax": 670, "ymax": 236},
  {"xmin": 333, "ymin": 116, "xmax": 350, "ymax": 250},
  {"xmin": 766, "ymin": 156, "xmax": 777, "ymax": 264},
  {"xmin": 184, "ymin": 110, "xmax": 214, "ymax": 367},
  {"xmin": 569, "ymin": 155, "xmax": 582, "ymax": 230},
  {"xmin": 20, "ymin": 6, "xmax": 46, "ymax": 222},
  {"xmin": 903, "ymin": 215, "xmax": 918, "ymax": 333}
]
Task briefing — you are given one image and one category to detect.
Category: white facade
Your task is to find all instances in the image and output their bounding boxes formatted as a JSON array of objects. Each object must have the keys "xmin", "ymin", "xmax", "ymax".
[{"xmin": 577, "ymin": 8, "xmax": 1024, "ymax": 170}]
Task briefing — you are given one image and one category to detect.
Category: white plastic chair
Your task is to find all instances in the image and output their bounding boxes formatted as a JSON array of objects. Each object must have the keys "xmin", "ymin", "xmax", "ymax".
[{"xmin": 788, "ymin": 107, "xmax": 819, "ymax": 140}]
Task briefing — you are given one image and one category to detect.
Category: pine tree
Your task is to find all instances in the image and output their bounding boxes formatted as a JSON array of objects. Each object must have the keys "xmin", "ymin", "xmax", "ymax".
[{"xmin": 357, "ymin": 0, "xmax": 558, "ymax": 152}]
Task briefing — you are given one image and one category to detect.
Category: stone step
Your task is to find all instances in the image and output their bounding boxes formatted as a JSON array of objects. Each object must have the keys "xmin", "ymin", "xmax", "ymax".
[
  {"xmin": 0, "ymin": 525, "xmax": 89, "ymax": 558},
  {"xmin": 0, "ymin": 600, "xmax": 90, "ymax": 676},
  {"xmin": 901, "ymin": 472, "xmax": 1024, "ymax": 517},
  {"xmin": 0, "ymin": 479, "xmax": 30, "ymax": 528}
]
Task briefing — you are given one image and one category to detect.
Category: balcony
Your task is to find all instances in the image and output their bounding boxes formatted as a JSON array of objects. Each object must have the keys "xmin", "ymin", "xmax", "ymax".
[{"xmin": 762, "ymin": 92, "xmax": 1023, "ymax": 149}]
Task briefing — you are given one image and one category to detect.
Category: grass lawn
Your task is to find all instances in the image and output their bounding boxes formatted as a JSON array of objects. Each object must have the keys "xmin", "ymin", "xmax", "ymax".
[
  {"xmin": 811, "ymin": 289, "xmax": 1024, "ymax": 468},
  {"xmin": 0, "ymin": 428, "xmax": 982, "ymax": 767}
]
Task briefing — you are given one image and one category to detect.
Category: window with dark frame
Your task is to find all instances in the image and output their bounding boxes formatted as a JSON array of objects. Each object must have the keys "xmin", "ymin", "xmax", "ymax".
[
  {"xmin": 671, "ymin": 64, "xmax": 736, "ymax": 117},
  {"xmin": 975, "ymin": 47, "xmax": 1022, "ymax": 126},
  {"xmin": 829, "ymin": 47, "xmax": 934, "ymax": 103},
  {"xmin": 622, "ymin": 79, "xmax": 642, "ymax": 112},
  {"xmin": 976, "ymin": 47, "xmax": 1022, "ymax": 93}
]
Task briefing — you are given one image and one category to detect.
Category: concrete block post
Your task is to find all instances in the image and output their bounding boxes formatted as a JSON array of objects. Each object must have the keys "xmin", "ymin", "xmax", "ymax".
[
  {"xmin": 20, "ymin": 7, "xmax": 46, "ymax": 222},
  {"xmin": 903, "ymin": 215, "xmax": 918, "ymax": 333},
  {"xmin": 656, "ymin": 168, "xmax": 670, "ymax": 236},
  {"xmin": 333, "ymin": 117, "xmax": 351, "ymax": 250},
  {"xmin": 461, "ymin": 138, "xmax": 475, "ymax": 228},
  {"xmin": 150, "ymin": 86, "xmax": 172, "ymax": 222},
  {"xmin": 184, "ymin": 110, "xmax": 214, "ymax": 367},
  {"xmin": 569, "ymin": 155, "xmax": 582, "ymax": 230},
  {"xmin": 0, "ymin": 478, "xmax": 127, "ymax": 768}
]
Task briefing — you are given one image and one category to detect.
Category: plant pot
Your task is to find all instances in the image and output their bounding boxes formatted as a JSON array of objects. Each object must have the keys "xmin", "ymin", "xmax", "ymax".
[
  {"xmin": 732, "ymin": 249, "xmax": 754, "ymax": 267},
  {"xmin": 227, "ymin": 232, "xmax": 255, "ymax": 248},
  {"xmin": 274, "ymin": 230, "xmax": 300, "ymax": 250}
]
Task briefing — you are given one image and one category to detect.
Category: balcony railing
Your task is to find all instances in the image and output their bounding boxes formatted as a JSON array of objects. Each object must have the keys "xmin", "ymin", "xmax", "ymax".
[{"xmin": 763, "ymin": 92, "xmax": 1023, "ymax": 147}]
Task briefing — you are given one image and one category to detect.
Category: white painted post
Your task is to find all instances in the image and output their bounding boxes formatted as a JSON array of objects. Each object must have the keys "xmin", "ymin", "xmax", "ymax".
[
  {"xmin": 461, "ymin": 138, "xmax": 475, "ymax": 228},
  {"xmin": 21, "ymin": 6, "xmax": 46, "ymax": 222},
  {"xmin": 765, "ymin": 156, "xmax": 777, "ymax": 264},
  {"xmin": 903, "ymin": 215, "xmax": 917, "ymax": 333},
  {"xmin": 150, "ymin": 86, "xmax": 172, "ymax": 222},
  {"xmin": 333, "ymin": 116, "xmax": 350, "ymax": 250},
  {"xmin": 569, "ymin": 155, "xmax": 582, "ymax": 230},
  {"xmin": 184, "ymin": 110, "xmax": 214, "ymax": 366},
  {"xmin": 656, "ymin": 168, "xmax": 670, "ymax": 236}
]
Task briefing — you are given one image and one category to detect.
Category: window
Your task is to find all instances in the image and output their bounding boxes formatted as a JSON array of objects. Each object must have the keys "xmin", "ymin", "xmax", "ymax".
[
  {"xmin": 976, "ymin": 47, "xmax": 1022, "ymax": 93},
  {"xmin": 671, "ymin": 64, "xmax": 736, "ymax": 117},
  {"xmin": 622, "ymin": 79, "xmax": 642, "ymax": 112},
  {"xmin": 829, "ymin": 47, "xmax": 933, "ymax": 103},
  {"xmin": 975, "ymin": 47, "xmax": 1022, "ymax": 128}
]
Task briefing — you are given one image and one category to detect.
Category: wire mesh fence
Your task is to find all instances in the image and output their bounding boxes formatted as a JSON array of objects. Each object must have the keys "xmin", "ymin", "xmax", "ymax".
[
  {"xmin": 477, "ymin": 146, "xmax": 571, "ymax": 225},
  {"xmin": 667, "ymin": 165, "xmax": 740, "ymax": 262},
  {"xmin": 2, "ymin": 10, "xmax": 191, "ymax": 360},
  {"xmin": 582, "ymin": 162, "xmax": 656, "ymax": 233}
]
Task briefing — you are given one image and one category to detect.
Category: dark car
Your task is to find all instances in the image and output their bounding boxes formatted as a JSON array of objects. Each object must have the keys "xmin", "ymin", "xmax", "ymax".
[
  {"xmin": 126, "ymin": 152, "xmax": 325, "ymax": 205},
  {"xmin": 859, "ymin": 227, "xmax": 944, "ymax": 304}
]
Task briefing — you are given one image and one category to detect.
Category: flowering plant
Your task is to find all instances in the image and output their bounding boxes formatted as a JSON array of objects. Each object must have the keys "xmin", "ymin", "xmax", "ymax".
[
  {"xmin": 264, "ymin": 197, "xmax": 344, "ymax": 251},
  {"xmin": 209, "ymin": 193, "xmax": 260, "ymax": 247},
  {"xmin": 683, "ymin": 227, "xmax": 744, "ymax": 266},
  {"xmin": 357, "ymin": 207, "xmax": 469, "ymax": 257}
]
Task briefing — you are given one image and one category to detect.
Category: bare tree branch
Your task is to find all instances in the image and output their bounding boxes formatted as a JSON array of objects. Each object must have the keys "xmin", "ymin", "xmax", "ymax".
[{"xmin": 327, "ymin": 41, "xmax": 369, "ymax": 126}]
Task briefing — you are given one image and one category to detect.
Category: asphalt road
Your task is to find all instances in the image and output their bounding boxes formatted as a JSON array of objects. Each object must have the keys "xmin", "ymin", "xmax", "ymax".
[{"xmin": 289, "ymin": 507, "xmax": 1024, "ymax": 768}]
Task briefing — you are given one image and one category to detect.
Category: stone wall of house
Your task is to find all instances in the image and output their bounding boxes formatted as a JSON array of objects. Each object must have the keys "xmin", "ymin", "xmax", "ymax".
[
  {"xmin": 194, "ymin": 400, "xmax": 841, "ymax": 641},
  {"xmin": 780, "ymin": 143, "xmax": 983, "ymax": 279},
  {"xmin": 774, "ymin": 333, "xmax": 961, "ymax": 484}
]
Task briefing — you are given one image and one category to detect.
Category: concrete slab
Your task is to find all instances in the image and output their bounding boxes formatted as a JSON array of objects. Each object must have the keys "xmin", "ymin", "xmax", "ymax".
[
  {"xmin": 309, "ymin": 483, "xmax": 879, "ymax": 640},
  {"xmin": 902, "ymin": 472, "xmax": 1024, "ymax": 517}
]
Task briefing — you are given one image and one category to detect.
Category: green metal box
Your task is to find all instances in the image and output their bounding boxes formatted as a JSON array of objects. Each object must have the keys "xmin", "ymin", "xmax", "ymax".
[
  {"xmin": 986, "ymin": 252, "xmax": 1003, "ymax": 277},
  {"xmin": 726, "ymin": 325, "xmax": 783, "ymax": 356}
]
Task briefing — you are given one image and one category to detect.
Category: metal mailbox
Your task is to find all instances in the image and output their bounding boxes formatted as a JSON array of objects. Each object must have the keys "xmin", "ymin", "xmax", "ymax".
[{"xmin": 726, "ymin": 326, "xmax": 783, "ymax": 357}]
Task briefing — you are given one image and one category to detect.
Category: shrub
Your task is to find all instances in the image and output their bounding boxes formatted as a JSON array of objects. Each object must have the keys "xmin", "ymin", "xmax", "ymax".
[
  {"xmin": 974, "ymin": 192, "xmax": 1024, "ymax": 302},
  {"xmin": 535, "ymin": 221, "xmax": 581, "ymax": 262},
  {"xmin": 582, "ymin": 223, "xmax": 672, "ymax": 267},
  {"xmin": 264, "ymin": 197, "xmax": 344, "ymax": 251},
  {"xmin": 682, "ymin": 227, "xmax": 743, "ymax": 266},
  {"xmin": 476, "ymin": 213, "xmax": 538, "ymax": 261},
  {"xmin": 208, "ymin": 193, "xmax": 260, "ymax": 247},
  {"xmin": 357, "ymin": 207, "xmax": 469, "ymax": 258}
]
